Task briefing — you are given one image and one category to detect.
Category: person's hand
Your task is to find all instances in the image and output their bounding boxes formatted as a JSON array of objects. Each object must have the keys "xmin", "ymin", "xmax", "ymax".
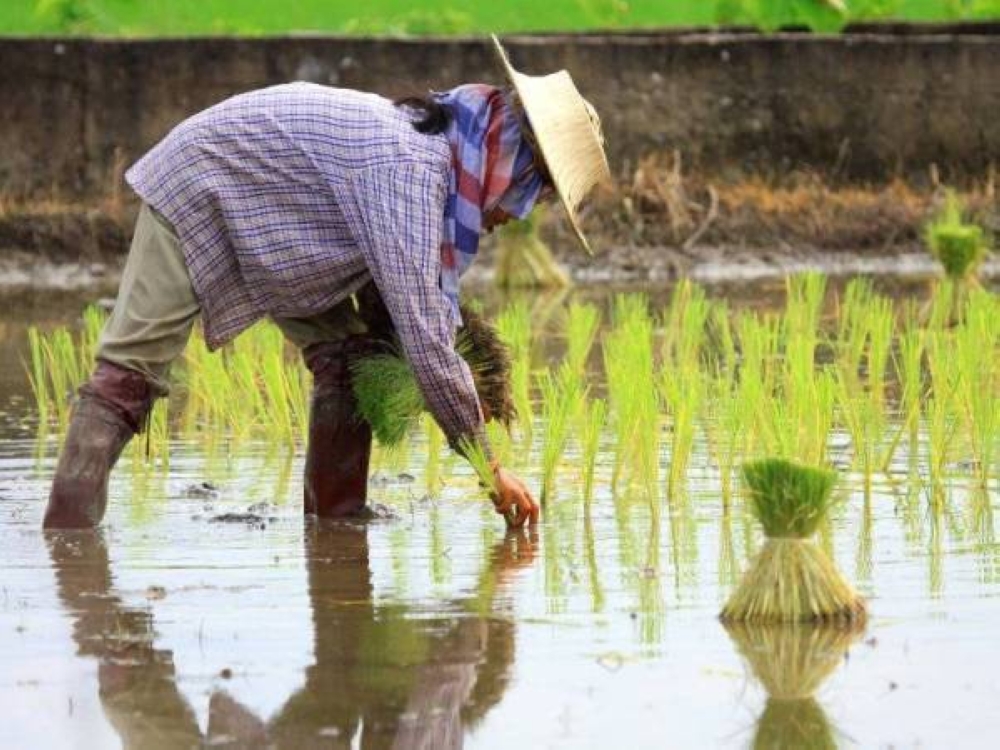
[{"xmin": 489, "ymin": 461, "xmax": 540, "ymax": 528}]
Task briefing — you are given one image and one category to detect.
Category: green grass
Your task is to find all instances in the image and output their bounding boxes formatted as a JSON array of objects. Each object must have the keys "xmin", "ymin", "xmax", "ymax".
[{"xmin": 4, "ymin": 0, "xmax": 997, "ymax": 36}]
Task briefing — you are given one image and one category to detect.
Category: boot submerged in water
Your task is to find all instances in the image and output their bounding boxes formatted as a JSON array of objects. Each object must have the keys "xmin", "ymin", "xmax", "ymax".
[
  {"xmin": 302, "ymin": 337, "xmax": 379, "ymax": 518},
  {"xmin": 43, "ymin": 361, "xmax": 158, "ymax": 529}
]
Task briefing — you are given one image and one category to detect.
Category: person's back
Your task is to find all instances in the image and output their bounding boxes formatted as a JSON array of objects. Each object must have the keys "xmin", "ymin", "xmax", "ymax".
[{"xmin": 127, "ymin": 82, "xmax": 452, "ymax": 348}]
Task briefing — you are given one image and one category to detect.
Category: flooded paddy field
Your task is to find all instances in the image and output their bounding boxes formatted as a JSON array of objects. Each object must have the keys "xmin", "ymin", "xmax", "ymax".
[{"xmin": 2, "ymin": 277, "xmax": 1000, "ymax": 749}]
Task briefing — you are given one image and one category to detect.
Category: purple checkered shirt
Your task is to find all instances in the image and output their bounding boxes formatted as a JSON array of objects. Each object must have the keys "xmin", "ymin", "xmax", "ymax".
[{"xmin": 126, "ymin": 82, "xmax": 486, "ymax": 448}]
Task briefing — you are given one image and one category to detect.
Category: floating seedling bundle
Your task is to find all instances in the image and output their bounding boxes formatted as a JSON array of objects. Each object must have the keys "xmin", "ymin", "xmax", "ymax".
[
  {"xmin": 721, "ymin": 458, "xmax": 865, "ymax": 624},
  {"xmin": 351, "ymin": 306, "xmax": 515, "ymax": 447}
]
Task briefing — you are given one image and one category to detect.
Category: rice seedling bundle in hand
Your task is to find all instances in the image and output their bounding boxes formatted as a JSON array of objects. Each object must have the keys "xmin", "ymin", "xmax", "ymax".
[
  {"xmin": 720, "ymin": 458, "xmax": 865, "ymax": 624},
  {"xmin": 351, "ymin": 306, "xmax": 515, "ymax": 447}
]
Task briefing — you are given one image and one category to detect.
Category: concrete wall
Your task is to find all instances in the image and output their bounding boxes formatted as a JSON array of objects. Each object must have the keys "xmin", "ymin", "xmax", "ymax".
[{"xmin": 1, "ymin": 28, "xmax": 998, "ymax": 198}]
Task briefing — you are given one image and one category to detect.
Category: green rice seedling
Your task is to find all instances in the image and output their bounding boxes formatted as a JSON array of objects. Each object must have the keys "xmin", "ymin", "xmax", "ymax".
[
  {"xmin": 662, "ymin": 279, "xmax": 711, "ymax": 372},
  {"xmin": 835, "ymin": 277, "xmax": 876, "ymax": 379},
  {"xmin": 952, "ymin": 290, "xmax": 1000, "ymax": 488},
  {"xmin": 537, "ymin": 365, "xmax": 586, "ymax": 504},
  {"xmin": 485, "ymin": 418, "xmax": 513, "ymax": 467},
  {"xmin": 564, "ymin": 301, "xmax": 601, "ymax": 374},
  {"xmin": 423, "ymin": 413, "xmax": 445, "ymax": 496},
  {"xmin": 45, "ymin": 328, "xmax": 87, "ymax": 430},
  {"xmin": 925, "ymin": 278, "xmax": 955, "ymax": 333},
  {"xmin": 835, "ymin": 366, "xmax": 887, "ymax": 495},
  {"xmin": 352, "ymin": 351, "xmax": 424, "ymax": 446},
  {"xmin": 580, "ymin": 398, "xmax": 607, "ymax": 506},
  {"xmin": 701, "ymin": 374, "xmax": 744, "ymax": 503},
  {"xmin": 25, "ymin": 328, "xmax": 51, "ymax": 427},
  {"xmin": 782, "ymin": 272, "xmax": 826, "ymax": 352},
  {"xmin": 494, "ymin": 206, "xmax": 570, "ymax": 289},
  {"xmin": 603, "ymin": 294, "xmax": 659, "ymax": 494},
  {"xmin": 734, "ymin": 312, "xmax": 781, "ymax": 450},
  {"xmin": 865, "ymin": 295, "xmax": 895, "ymax": 411},
  {"xmin": 723, "ymin": 623, "xmax": 863, "ymax": 750},
  {"xmin": 895, "ymin": 318, "xmax": 926, "ymax": 466},
  {"xmin": 706, "ymin": 302, "xmax": 737, "ymax": 377},
  {"xmin": 255, "ymin": 325, "xmax": 301, "ymax": 446},
  {"xmin": 457, "ymin": 436, "xmax": 498, "ymax": 497},
  {"xmin": 924, "ymin": 328, "xmax": 963, "ymax": 493},
  {"xmin": 79, "ymin": 305, "xmax": 107, "ymax": 371},
  {"xmin": 494, "ymin": 301, "xmax": 534, "ymax": 443},
  {"xmin": 660, "ymin": 365, "xmax": 702, "ymax": 500},
  {"xmin": 720, "ymin": 458, "xmax": 865, "ymax": 624}
]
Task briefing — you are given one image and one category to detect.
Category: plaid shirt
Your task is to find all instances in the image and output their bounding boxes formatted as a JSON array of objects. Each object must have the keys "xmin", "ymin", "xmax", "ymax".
[{"xmin": 126, "ymin": 83, "xmax": 485, "ymax": 447}]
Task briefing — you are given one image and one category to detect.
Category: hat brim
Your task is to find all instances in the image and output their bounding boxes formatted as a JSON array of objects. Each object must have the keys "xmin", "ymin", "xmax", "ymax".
[{"xmin": 490, "ymin": 34, "xmax": 610, "ymax": 255}]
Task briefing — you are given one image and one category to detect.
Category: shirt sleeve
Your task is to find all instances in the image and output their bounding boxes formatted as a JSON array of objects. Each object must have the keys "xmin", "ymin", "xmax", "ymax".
[{"xmin": 339, "ymin": 161, "xmax": 489, "ymax": 452}]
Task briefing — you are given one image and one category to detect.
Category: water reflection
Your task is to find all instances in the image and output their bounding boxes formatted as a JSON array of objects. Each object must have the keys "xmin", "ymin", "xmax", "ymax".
[
  {"xmin": 724, "ymin": 622, "xmax": 864, "ymax": 750},
  {"xmin": 47, "ymin": 524, "xmax": 536, "ymax": 748}
]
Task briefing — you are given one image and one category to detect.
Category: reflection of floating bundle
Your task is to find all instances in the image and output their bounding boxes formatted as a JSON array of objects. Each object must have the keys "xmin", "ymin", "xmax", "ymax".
[
  {"xmin": 351, "ymin": 307, "xmax": 514, "ymax": 446},
  {"xmin": 724, "ymin": 623, "xmax": 863, "ymax": 750},
  {"xmin": 721, "ymin": 459, "xmax": 865, "ymax": 624}
]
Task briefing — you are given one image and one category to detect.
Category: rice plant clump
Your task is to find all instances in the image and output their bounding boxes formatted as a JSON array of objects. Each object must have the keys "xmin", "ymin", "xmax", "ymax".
[
  {"xmin": 351, "ymin": 306, "xmax": 515, "ymax": 446},
  {"xmin": 720, "ymin": 458, "xmax": 865, "ymax": 624},
  {"xmin": 924, "ymin": 191, "xmax": 989, "ymax": 282}
]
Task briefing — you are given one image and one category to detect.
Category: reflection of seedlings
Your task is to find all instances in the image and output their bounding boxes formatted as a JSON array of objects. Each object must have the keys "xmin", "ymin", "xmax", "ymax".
[
  {"xmin": 580, "ymin": 398, "xmax": 607, "ymax": 505},
  {"xmin": 724, "ymin": 622, "xmax": 863, "ymax": 750},
  {"xmin": 721, "ymin": 459, "xmax": 865, "ymax": 624}
]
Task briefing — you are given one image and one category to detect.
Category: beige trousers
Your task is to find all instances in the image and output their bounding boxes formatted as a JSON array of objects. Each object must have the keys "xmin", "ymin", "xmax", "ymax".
[{"xmin": 98, "ymin": 203, "xmax": 365, "ymax": 393}]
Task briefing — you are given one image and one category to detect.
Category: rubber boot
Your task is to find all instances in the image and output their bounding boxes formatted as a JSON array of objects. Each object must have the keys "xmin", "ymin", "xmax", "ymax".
[
  {"xmin": 43, "ymin": 361, "xmax": 158, "ymax": 529},
  {"xmin": 302, "ymin": 338, "xmax": 375, "ymax": 518}
]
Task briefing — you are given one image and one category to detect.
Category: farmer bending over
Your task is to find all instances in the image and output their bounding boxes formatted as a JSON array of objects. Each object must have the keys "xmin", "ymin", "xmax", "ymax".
[{"xmin": 43, "ymin": 36, "xmax": 610, "ymax": 531}]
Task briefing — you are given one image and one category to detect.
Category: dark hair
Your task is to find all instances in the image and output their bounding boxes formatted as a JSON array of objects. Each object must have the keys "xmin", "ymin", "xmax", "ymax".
[{"xmin": 394, "ymin": 95, "xmax": 452, "ymax": 135}]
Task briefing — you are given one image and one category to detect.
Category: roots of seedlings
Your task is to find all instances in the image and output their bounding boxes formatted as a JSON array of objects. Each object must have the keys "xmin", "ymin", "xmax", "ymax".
[
  {"xmin": 720, "ymin": 538, "xmax": 865, "ymax": 624},
  {"xmin": 456, "ymin": 306, "xmax": 515, "ymax": 427}
]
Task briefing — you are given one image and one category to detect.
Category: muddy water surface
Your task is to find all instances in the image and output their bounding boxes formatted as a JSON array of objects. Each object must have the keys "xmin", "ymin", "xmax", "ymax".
[{"xmin": 2, "ymin": 285, "xmax": 999, "ymax": 749}]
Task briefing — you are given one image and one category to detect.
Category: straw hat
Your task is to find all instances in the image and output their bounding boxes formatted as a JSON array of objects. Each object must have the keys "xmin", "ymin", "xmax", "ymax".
[{"xmin": 490, "ymin": 34, "xmax": 611, "ymax": 254}]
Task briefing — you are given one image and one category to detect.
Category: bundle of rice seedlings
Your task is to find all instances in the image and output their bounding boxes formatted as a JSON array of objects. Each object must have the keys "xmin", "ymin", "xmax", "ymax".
[
  {"xmin": 351, "ymin": 305, "xmax": 515, "ymax": 446},
  {"xmin": 494, "ymin": 207, "xmax": 571, "ymax": 289},
  {"xmin": 924, "ymin": 191, "xmax": 989, "ymax": 283},
  {"xmin": 720, "ymin": 458, "xmax": 865, "ymax": 624},
  {"xmin": 724, "ymin": 622, "xmax": 863, "ymax": 750}
]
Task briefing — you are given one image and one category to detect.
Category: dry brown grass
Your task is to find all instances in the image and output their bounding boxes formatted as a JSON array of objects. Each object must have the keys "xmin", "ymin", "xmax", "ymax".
[{"xmin": 585, "ymin": 153, "xmax": 998, "ymax": 252}]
